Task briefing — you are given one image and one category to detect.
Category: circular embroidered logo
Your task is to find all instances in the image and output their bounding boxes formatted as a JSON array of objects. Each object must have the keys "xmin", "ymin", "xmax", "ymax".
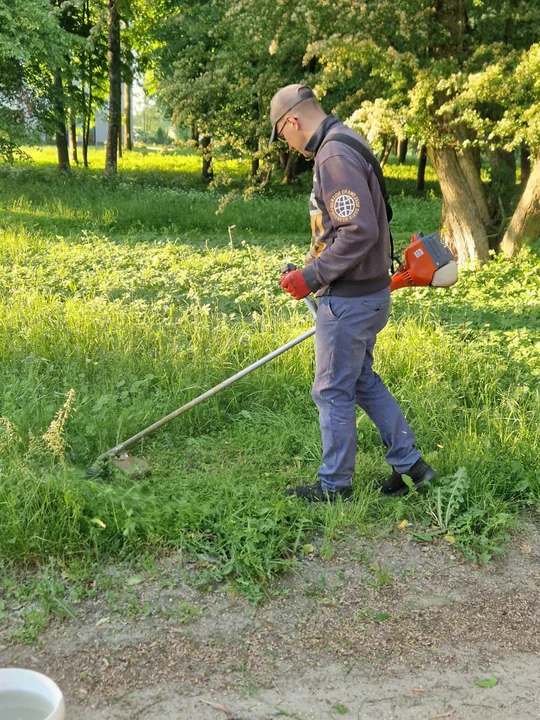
[{"xmin": 330, "ymin": 190, "xmax": 360, "ymax": 221}]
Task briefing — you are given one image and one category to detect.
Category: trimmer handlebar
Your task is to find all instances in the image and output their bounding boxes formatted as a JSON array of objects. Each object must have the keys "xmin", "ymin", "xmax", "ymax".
[
  {"xmin": 281, "ymin": 262, "xmax": 298, "ymax": 274},
  {"xmin": 281, "ymin": 263, "xmax": 317, "ymax": 319}
]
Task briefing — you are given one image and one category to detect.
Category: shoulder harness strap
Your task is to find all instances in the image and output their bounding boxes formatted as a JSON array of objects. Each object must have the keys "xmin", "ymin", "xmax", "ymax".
[{"xmin": 319, "ymin": 132, "xmax": 398, "ymax": 268}]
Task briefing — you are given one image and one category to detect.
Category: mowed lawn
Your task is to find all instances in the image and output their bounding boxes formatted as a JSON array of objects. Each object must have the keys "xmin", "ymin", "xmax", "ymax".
[{"xmin": 0, "ymin": 147, "xmax": 539, "ymax": 610}]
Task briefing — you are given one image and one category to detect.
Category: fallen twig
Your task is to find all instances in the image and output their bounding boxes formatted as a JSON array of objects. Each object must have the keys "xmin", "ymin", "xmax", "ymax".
[
  {"xmin": 200, "ymin": 700, "xmax": 233, "ymax": 714},
  {"xmin": 199, "ymin": 699, "xmax": 257, "ymax": 720},
  {"xmin": 461, "ymin": 703, "xmax": 504, "ymax": 711}
]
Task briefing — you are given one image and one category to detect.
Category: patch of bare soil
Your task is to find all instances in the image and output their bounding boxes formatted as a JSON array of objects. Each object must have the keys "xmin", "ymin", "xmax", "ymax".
[{"xmin": 2, "ymin": 526, "xmax": 540, "ymax": 720}]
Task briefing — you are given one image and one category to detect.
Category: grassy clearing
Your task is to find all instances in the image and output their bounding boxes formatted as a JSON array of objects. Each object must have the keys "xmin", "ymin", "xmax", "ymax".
[
  {"xmin": 4, "ymin": 146, "xmax": 439, "ymax": 247},
  {"xmin": 0, "ymin": 148, "xmax": 539, "ymax": 634}
]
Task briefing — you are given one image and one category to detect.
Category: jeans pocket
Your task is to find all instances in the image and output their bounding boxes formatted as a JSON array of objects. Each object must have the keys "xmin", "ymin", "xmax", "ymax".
[
  {"xmin": 360, "ymin": 298, "xmax": 390, "ymax": 313},
  {"xmin": 326, "ymin": 296, "xmax": 351, "ymax": 320}
]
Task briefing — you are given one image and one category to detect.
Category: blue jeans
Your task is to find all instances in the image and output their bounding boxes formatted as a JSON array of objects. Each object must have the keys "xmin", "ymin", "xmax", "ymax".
[{"xmin": 312, "ymin": 288, "xmax": 420, "ymax": 491}]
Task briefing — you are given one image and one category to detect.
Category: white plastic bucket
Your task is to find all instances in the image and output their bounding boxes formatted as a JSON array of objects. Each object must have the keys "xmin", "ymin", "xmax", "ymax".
[{"xmin": 0, "ymin": 668, "xmax": 65, "ymax": 720}]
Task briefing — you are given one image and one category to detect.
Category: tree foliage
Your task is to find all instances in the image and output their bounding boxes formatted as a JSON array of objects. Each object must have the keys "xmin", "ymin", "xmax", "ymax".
[
  {"xmin": 2, "ymin": 0, "xmax": 540, "ymax": 255},
  {"xmin": 0, "ymin": 0, "xmax": 67, "ymax": 161},
  {"xmin": 311, "ymin": 0, "xmax": 540, "ymax": 260}
]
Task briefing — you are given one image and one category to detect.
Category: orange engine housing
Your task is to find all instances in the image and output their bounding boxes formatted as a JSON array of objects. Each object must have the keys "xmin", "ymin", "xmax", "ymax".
[{"xmin": 390, "ymin": 232, "xmax": 455, "ymax": 292}]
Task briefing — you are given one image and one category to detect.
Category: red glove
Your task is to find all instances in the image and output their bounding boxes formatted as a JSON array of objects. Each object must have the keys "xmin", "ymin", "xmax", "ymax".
[{"xmin": 280, "ymin": 269, "xmax": 311, "ymax": 300}]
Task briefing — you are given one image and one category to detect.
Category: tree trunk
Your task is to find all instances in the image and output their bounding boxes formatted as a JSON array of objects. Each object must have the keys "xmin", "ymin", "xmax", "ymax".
[
  {"xmin": 105, "ymin": 0, "xmax": 121, "ymax": 176},
  {"xmin": 501, "ymin": 158, "xmax": 540, "ymax": 257},
  {"xmin": 281, "ymin": 151, "xmax": 310, "ymax": 183},
  {"xmin": 53, "ymin": 69, "xmax": 70, "ymax": 173},
  {"xmin": 380, "ymin": 139, "xmax": 393, "ymax": 168},
  {"xmin": 68, "ymin": 79, "xmax": 79, "ymax": 166},
  {"xmin": 69, "ymin": 113, "xmax": 78, "ymax": 165},
  {"xmin": 201, "ymin": 135, "xmax": 213, "ymax": 182},
  {"xmin": 247, "ymin": 136, "xmax": 259, "ymax": 180},
  {"xmin": 123, "ymin": 28, "xmax": 133, "ymax": 152},
  {"xmin": 521, "ymin": 144, "xmax": 531, "ymax": 190},
  {"xmin": 487, "ymin": 148, "xmax": 516, "ymax": 206},
  {"xmin": 417, "ymin": 145, "xmax": 427, "ymax": 191},
  {"xmin": 191, "ymin": 121, "xmax": 199, "ymax": 146},
  {"xmin": 427, "ymin": 3, "xmax": 492, "ymax": 263},
  {"xmin": 281, "ymin": 152, "xmax": 297, "ymax": 183},
  {"xmin": 125, "ymin": 82, "xmax": 132, "ymax": 150},
  {"xmin": 257, "ymin": 168, "xmax": 272, "ymax": 187},
  {"xmin": 82, "ymin": 111, "xmax": 90, "ymax": 168},
  {"xmin": 80, "ymin": 5, "xmax": 91, "ymax": 169},
  {"xmin": 428, "ymin": 145, "xmax": 490, "ymax": 264},
  {"xmin": 398, "ymin": 138, "xmax": 408, "ymax": 164},
  {"xmin": 486, "ymin": 147, "xmax": 516, "ymax": 244}
]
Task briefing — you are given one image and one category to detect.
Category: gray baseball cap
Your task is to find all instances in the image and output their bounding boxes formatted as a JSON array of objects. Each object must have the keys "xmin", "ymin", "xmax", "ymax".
[{"xmin": 268, "ymin": 84, "xmax": 315, "ymax": 144}]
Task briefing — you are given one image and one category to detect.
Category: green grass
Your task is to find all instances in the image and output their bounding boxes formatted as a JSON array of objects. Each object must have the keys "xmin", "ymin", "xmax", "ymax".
[
  {"xmin": 1, "ymin": 146, "xmax": 439, "ymax": 249},
  {"xmin": 0, "ymin": 147, "xmax": 539, "ymax": 618}
]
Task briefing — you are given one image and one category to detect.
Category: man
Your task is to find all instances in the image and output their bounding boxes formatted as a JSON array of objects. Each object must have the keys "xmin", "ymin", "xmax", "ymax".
[{"xmin": 269, "ymin": 83, "xmax": 436, "ymax": 501}]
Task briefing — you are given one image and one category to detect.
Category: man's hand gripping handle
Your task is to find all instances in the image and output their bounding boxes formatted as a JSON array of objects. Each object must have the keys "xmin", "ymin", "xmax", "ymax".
[{"xmin": 280, "ymin": 263, "xmax": 317, "ymax": 319}]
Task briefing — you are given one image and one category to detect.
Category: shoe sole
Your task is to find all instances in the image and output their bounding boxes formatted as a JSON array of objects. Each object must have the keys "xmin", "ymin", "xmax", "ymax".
[{"xmin": 382, "ymin": 469, "xmax": 436, "ymax": 497}]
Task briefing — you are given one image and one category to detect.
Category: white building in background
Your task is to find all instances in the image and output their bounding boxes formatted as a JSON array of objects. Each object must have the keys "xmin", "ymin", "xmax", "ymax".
[
  {"xmin": 92, "ymin": 109, "xmax": 109, "ymax": 145},
  {"xmin": 91, "ymin": 83, "xmax": 132, "ymax": 145},
  {"xmin": 5, "ymin": 80, "xmax": 137, "ymax": 146}
]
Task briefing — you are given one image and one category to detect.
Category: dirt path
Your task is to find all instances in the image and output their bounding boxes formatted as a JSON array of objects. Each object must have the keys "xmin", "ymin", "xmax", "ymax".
[{"xmin": 2, "ymin": 528, "xmax": 540, "ymax": 720}]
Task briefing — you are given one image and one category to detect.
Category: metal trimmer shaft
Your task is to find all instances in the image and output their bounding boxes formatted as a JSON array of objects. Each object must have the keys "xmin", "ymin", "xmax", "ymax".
[{"xmin": 95, "ymin": 295, "xmax": 317, "ymax": 463}]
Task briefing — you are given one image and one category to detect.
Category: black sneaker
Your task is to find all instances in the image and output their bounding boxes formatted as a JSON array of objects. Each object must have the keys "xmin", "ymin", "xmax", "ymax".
[
  {"xmin": 380, "ymin": 458, "xmax": 436, "ymax": 496},
  {"xmin": 286, "ymin": 481, "xmax": 353, "ymax": 503}
]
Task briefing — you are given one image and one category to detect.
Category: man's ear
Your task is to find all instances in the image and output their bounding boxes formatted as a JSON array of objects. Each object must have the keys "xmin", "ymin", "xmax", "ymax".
[{"xmin": 285, "ymin": 115, "xmax": 300, "ymax": 131}]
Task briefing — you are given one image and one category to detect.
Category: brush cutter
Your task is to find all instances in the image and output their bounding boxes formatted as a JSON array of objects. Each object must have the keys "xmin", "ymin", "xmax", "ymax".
[
  {"xmin": 86, "ymin": 232, "xmax": 456, "ymax": 479},
  {"xmin": 390, "ymin": 232, "xmax": 458, "ymax": 291},
  {"xmin": 85, "ymin": 294, "xmax": 318, "ymax": 479}
]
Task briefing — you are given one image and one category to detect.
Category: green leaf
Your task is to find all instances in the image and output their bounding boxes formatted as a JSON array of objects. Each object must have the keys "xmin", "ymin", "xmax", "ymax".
[
  {"xmin": 333, "ymin": 704, "xmax": 349, "ymax": 714},
  {"xmin": 412, "ymin": 532, "xmax": 434, "ymax": 543},
  {"xmin": 475, "ymin": 676, "xmax": 498, "ymax": 688},
  {"xmin": 126, "ymin": 575, "xmax": 144, "ymax": 586}
]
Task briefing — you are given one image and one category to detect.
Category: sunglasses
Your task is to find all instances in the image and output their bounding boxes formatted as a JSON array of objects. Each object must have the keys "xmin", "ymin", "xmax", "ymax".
[{"xmin": 277, "ymin": 118, "xmax": 288, "ymax": 140}]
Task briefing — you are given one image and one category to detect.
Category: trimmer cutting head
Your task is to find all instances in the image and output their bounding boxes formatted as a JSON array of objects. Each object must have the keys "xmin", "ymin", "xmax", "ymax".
[
  {"xmin": 86, "ymin": 454, "xmax": 151, "ymax": 480},
  {"xmin": 391, "ymin": 232, "xmax": 458, "ymax": 291}
]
